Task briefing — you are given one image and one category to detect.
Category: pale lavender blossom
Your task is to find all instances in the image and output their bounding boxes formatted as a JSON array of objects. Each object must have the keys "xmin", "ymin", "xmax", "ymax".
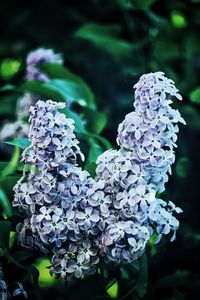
[
  {"xmin": 13, "ymin": 72, "xmax": 184, "ymax": 281},
  {"xmin": 26, "ymin": 48, "xmax": 63, "ymax": 82}
]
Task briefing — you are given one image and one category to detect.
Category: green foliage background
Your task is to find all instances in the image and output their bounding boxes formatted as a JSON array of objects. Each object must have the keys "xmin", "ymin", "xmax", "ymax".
[{"xmin": 0, "ymin": 0, "xmax": 200, "ymax": 299}]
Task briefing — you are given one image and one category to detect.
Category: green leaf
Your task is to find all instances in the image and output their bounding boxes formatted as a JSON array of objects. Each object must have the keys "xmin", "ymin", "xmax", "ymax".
[
  {"xmin": 75, "ymin": 23, "xmax": 133, "ymax": 59},
  {"xmin": 82, "ymin": 107, "xmax": 107, "ymax": 134},
  {"xmin": 156, "ymin": 270, "xmax": 190, "ymax": 288},
  {"xmin": 46, "ymin": 79, "xmax": 93, "ymax": 106},
  {"xmin": 135, "ymin": 253, "xmax": 148, "ymax": 297},
  {"xmin": 88, "ymin": 140, "xmax": 103, "ymax": 163},
  {"xmin": 0, "ymin": 162, "xmax": 7, "ymax": 171},
  {"xmin": 65, "ymin": 107, "xmax": 110, "ymax": 151},
  {"xmin": 0, "ymin": 220, "xmax": 12, "ymax": 247},
  {"xmin": 120, "ymin": 0, "xmax": 156, "ymax": 10},
  {"xmin": 0, "ymin": 176, "xmax": 21, "ymax": 196},
  {"xmin": 154, "ymin": 39, "xmax": 180, "ymax": 61},
  {"xmin": 0, "ymin": 146, "xmax": 20, "ymax": 178},
  {"xmin": 13, "ymin": 250, "xmax": 34, "ymax": 262},
  {"xmin": 30, "ymin": 266, "xmax": 43, "ymax": 300},
  {"xmin": 146, "ymin": 11, "xmax": 170, "ymax": 28},
  {"xmin": 34, "ymin": 258, "xmax": 56, "ymax": 288},
  {"xmin": 83, "ymin": 132, "xmax": 112, "ymax": 150},
  {"xmin": 21, "ymin": 78, "xmax": 95, "ymax": 108},
  {"xmin": 9, "ymin": 231, "xmax": 16, "ymax": 248},
  {"xmin": 149, "ymin": 233, "xmax": 158, "ymax": 256},
  {"xmin": 4, "ymin": 249, "xmax": 43, "ymax": 300},
  {"xmin": 20, "ymin": 80, "xmax": 65, "ymax": 102},
  {"xmin": 0, "ymin": 187, "xmax": 12, "ymax": 217},
  {"xmin": 171, "ymin": 10, "xmax": 187, "ymax": 29},
  {"xmin": 84, "ymin": 162, "xmax": 97, "ymax": 177},
  {"xmin": 0, "ymin": 94, "xmax": 18, "ymax": 116},
  {"xmin": 0, "ymin": 84, "xmax": 15, "ymax": 92},
  {"xmin": 0, "ymin": 58, "xmax": 21, "ymax": 80},
  {"xmin": 68, "ymin": 274, "xmax": 107, "ymax": 300},
  {"xmin": 40, "ymin": 63, "xmax": 96, "ymax": 109},
  {"xmin": 190, "ymin": 87, "xmax": 200, "ymax": 104},
  {"xmin": 182, "ymin": 105, "xmax": 200, "ymax": 129},
  {"xmin": 175, "ymin": 157, "xmax": 191, "ymax": 178},
  {"xmin": 65, "ymin": 108, "xmax": 86, "ymax": 134},
  {"xmin": 107, "ymin": 281, "xmax": 119, "ymax": 298},
  {"xmin": 4, "ymin": 137, "xmax": 30, "ymax": 149}
]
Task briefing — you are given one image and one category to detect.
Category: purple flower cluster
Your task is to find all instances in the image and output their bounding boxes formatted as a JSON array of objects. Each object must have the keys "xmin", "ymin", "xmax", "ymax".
[
  {"xmin": 13, "ymin": 72, "xmax": 184, "ymax": 281},
  {"xmin": 26, "ymin": 48, "xmax": 63, "ymax": 82},
  {"xmin": 95, "ymin": 72, "xmax": 184, "ymax": 262},
  {"xmin": 13, "ymin": 100, "xmax": 101, "ymax": 280},
  {"xmin": 0, "ymin": 48, "xmax": 63, "ymax": 141},
  {"xmin": 117, "ymin": 72, "xmax": 186, "ymax": 192}
]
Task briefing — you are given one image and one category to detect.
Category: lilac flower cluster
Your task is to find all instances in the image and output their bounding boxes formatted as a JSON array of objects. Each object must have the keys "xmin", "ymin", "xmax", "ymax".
[
  {"xmin": 0, "ymin": 48, "xmax": 63, "ymax": 141},
  {"xmin": 95, "ymin": 72, "xmax": 184, "ymax": 262},
  {"xmin": 19, "ymin": 48, "xmax": 63, "ymax": 120},
  {"xmin": 13, "ymin": 100, "xmax": 101, "ymax": 280},
  {"xmin": 117, "ymin": 72, "xmax": 186, "ymax": 192},
  {"xmin": 13, "ymin": 72, "xmax": 184, "ymax": 281},
  {"xmin": 26, "ymin": 48, "xmax": 63, "ymax": 82}
]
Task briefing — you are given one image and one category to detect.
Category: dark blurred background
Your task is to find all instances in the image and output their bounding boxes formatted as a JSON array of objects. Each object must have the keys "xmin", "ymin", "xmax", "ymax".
[{"xmin": 0, "ymin": 0, "xmax": 200, "ymax": 299}]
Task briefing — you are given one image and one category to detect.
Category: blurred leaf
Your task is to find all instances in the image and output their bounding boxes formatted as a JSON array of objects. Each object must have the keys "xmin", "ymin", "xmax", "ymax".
[
  {"xmin": 30, "ymin": 265, "xmax": 43, "ymax": 300},
  {"xmin": 147, "ymin": 11, "xmax": 169, "ymax": 27},
  {"xmin": 120, "ymin": 267, "xmax": 130, "ymax": 280},
  {"xmin": 0, "ymin": 58, "xmax": 21, "ymax": 80},
  {"xmin": 107, "ymin": 281, "xmax": 119, "ymax": 298},
  {"xmin": 129, "ymin": 0, "xmax": 156, "ymax": 10},
  {"xmin": 182, "ymin": 105, "xmax": 200, "ymax": 129},
  {"xmin": 65, "ymin": 108, "xmax": 111, "ymax": 148},
  {"xmin": 156, "ymin": 270, "xmax": 190, "ymax": 288},
  {"xmin": 0, "ymin": 93, "xmax": 18, "ymax": 116},
  {"xmin": 171, "ymin": 11, "xmax": 187, "ymax": 29},
  {"xmin": 0, "ymin": 220, "xmax": 12, "ymax": 247},
  {"xmin": 0, "ymin": 187, "xmax": 12, "ymax": 217},
  {"xmin": 13, "ymin": 250, "xmax": 34, "ymax": 262},
  {"xmin": 0, "ymin": 146, "xmax": 20, "ymax": 178},
  {"xmin": 82, "ymin": 107, "xmax": 107, "ymax": 134},
  {"xmin": 84, "ymin": 162, "xmax": 97, "ymax": 177},
  {"xmin": 0, "ymin": 84, "xmax": 15, "ymax": 92},
  {"xmin": 149, "ymin": 233, "xmax": 158, "ymax": 256},
  {"xmin": 9, "ymin": 231, "xmax": 16, "ymax": 248},
  {"xmin": 5, "ymin": 248, "xmax": 43, "ymax": 300},
  {"xmin": 154, "ymin": 39, "xmax": 179, "ymax": 61},
  {"xmin": 5, "ymin": 137, "xmax": 30, "ymax": 149},
  {"xmin": 68, "ymin": 274, "xmax": 107, "ymax": 300},
  {"xmin": 184, "ymin": 33, "xmax": 199, "ymax": 60},
  {"xmin": 83, "ymin": 132, "xmax": 112, "ymax": 150},
  {"xmin": 21, "ymin": 78, "xmax": 94, "ymax": 108},
  {"xmin": 46, "ymin": 79, "xmax": 92, "ymax": 107},
  {"xmin": 20, "ymin": 80, "xmax": 65, "ymax": 102},
  {"xmin": 65, "ymin": 108, "xmax": 86, "ymax": 133},
  {"xmin": 175, "ymin": 157, "xmax": 191, "ymax": 178},
  {"xmin": 135, "ymin": 253, "xmax": 148, "ymax": 297},
  {"xmin": 35, "ymin": 258, "xmax": 56, "ymax": 288},
  {"xmin": 40, "ymin": 63, "xmax": 96, "ymax": 109},
  {"xmin": 0, "ymin": 162, "xmax": 7, "ymax": 171},
  {"xmin": 75, "ymin": 23, "xmax": 133, "ymax": 59},
  {"xmin": 190, "ymin": 87, "xmax": 200, "ymax": 104},
  {"xmin": 0, "ymin": 176, "xmax": 21, "ymax": 196},
  {"xmin": 88, "ymin": 140, "xmax": 103, "ymax": 163}
]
